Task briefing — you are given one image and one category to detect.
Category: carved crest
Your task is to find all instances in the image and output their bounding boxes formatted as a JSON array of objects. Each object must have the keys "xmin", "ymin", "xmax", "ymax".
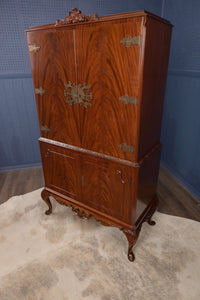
[
  {"xmin": 64, "ymin": 81, "xmax": 93, "ymax": 109},
  {"xmin": 55, "ymin": 8, "xmax": 98, "ymax": 26}
]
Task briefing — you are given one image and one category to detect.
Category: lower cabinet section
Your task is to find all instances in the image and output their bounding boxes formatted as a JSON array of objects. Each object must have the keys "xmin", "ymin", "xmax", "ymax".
[
  {"xmin": 39, "ymin": 140, "xmax": 136, "ymax": 224},
  {"xmin": 39, "ymin": 138, "xmax": 160, "ymax": 262}
]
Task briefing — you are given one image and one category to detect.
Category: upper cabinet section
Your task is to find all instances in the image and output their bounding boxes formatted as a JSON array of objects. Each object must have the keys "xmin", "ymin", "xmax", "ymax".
[
  {"xmin": 26, "ymin": 9, "xmax": 172, "ymax": 162},
  {"xmin": 26, "ymin": 16, "xmax": 142, "ymax": 161}
]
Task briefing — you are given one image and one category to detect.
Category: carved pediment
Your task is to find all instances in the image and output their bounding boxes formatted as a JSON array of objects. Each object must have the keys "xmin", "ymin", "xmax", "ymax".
[{"xmin": 55, "ymin": 8, "xmax": 98, "ymax": 26}]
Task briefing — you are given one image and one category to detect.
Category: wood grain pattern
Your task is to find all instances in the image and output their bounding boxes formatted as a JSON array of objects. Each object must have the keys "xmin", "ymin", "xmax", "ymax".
[
  {"xmin": 1, "ymin": 166, "xmax": 199, "ymax": 222},
  {"xmin": 26, "ymin": 10, "xmax": 171, "ymax": 32},
  {"xmin": 40, "ymin": 141, "xmax": 81, "ymax": 200},
  {"xmin": 27, "ymin": 18, "xmax": 143, "ymax": 161},
  {"xmin": 27, "ymin": 29, "xmax": 80, "ymax": 146},
  {"xmin": 39, "ymin": 139, "xmax": 135, "ymax": 223},
  {"xmin": 136, "ymin": 147, "xmax": 161, "ymax": 221},
  {"xmin": 76, "ymin": 19, "xmax": 142, "ymax": 160},
  {"xmin": 26, "ymin": 10, "xmax": 173, "ymax": 262},
  {"xmin": 137, "ymin": 17, "xmax": 172, "ymax": 159},
  {"xmin": 81, "ymin": 158, "xmax": 133, "ymax": 223}
]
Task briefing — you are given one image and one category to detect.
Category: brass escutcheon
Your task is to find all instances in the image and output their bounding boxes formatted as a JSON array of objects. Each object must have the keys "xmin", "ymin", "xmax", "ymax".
[{"xmin": 64, "ymin": 81, "xmax": 93, "ymax": 108}]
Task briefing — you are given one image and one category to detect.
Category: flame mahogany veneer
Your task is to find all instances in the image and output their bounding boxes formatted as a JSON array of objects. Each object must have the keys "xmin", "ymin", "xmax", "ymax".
[{"xmin": 26, "ymin": 9, "xmax": 172, "ymax": 262}]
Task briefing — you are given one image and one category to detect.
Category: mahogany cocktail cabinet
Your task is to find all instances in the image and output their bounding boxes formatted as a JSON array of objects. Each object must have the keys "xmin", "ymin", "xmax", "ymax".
[{"xmin": 26, "ymin": 8, "xmax": 172, "ymax": 262}]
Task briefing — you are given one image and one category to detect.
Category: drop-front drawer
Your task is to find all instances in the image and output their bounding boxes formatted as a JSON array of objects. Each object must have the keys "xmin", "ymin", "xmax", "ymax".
[{"xmin": 40, "ymin": 141, "xmax": 81, "ymax": 200}]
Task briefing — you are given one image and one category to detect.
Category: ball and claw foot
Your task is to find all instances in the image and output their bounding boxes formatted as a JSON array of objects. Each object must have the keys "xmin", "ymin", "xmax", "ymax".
[{"xmin": 41, "ymin": 189, "xmax": 52, "ymax": 215}]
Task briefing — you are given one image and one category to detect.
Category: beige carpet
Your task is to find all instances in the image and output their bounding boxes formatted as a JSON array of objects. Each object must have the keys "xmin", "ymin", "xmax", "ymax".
[{"xmin": 0, "ymin": 189, "xmax": 199, "ymax": 300}]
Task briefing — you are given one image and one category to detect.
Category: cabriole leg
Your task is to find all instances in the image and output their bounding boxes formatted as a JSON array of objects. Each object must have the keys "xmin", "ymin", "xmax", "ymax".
[
  {"xmin": 146, "ymin": 195, "xmax": 159, "ymax": 226},
  {"xmin": 41, "ymin": 189, "xmax": 52, "ymax": 215},
  {"xmin": 122, "ymin": 229, "xmax": 138, "ymax": 262}
]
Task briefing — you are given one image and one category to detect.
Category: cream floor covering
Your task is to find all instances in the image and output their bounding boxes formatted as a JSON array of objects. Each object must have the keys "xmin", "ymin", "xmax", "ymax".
[{"xmin": 0, "ymin": 189, "xmax": 199, "ymax": 300}]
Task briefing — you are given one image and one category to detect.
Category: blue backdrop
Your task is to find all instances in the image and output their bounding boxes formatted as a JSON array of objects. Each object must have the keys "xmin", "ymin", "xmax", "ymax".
[{"xmin": 0, "ymin": 0, "xmax": 199, "ymax": 199}]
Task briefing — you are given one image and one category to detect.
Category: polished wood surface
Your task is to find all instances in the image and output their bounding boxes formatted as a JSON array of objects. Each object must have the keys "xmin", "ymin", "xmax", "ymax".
[
  {"xmin": 40, "ymin": 139, "xmax": 135, "ymax": 225},
  {"xmin": 40, "ymin": 143, "xmax": 80, "ymax": 200},
  {"xmin": 27, "ymin": 18, "xmax": 142, "ymax": 161},
  {"xmin": 27, "ymin": 29, "xmax": 80, "ymax": 147},
  {"xmin": 1, "ymin": 166, "xmax": 199, "ymax": 222},
  {"xmin": 25, "ymin": 10, "xmax": 173, "ymax": 261},
  {"xmin": 137, "ymin": 17, "xmax": 172, "ymax": 159},
  {"xmin": 26, "ymin": 10, "xmax": 171, "ymax": 32},
  {"xmin": 76, "ymin": 20, "xmax": 141, "ymax": 160}
]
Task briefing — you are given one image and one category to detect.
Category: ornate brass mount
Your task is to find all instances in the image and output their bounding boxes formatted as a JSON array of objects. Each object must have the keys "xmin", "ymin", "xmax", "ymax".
[
  {"xmin": 64, "ymin": 81, "xmax": 93, "ymax": 109},
  {"xmin": 118, "ymin": 143, "xmax": 135, "ymax": 153},
  {"xmin": 119, "ymin": 95, "xmax": 137, "ymax": 105},
  {"xmin": 35, "ymin": 87, "xmax": 45, "ymax": 96},
  {"xmin": 41, "ymin": 126, "xmax": 50, "ymax": 133},
  {"xmin": 28, "ymin": 44, "xmax": 40, "ymax": 53},
  {"xmin": 55, "ymin": 7, "xmax": 98, "ymax": 26},
  {"xmin": 120, "ymin": 35, "xmax": 140, "ymax": 47},
  {"xmin": 71, "ymin": 207, "xmax": 92, "ymax": 219}
]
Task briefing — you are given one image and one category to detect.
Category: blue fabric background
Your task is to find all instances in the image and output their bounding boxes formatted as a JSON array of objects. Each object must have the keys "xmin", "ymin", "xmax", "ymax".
[{"xmin": 0, "ymin": 0, "xmax": 199, "ymax": 198}]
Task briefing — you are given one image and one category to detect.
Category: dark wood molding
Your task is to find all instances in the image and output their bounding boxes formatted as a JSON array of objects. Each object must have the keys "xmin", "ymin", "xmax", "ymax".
[
  {"xmin": 25, "ymin": 10, "xmax": 172, "ymax": 32},
  {"xmin": 39, "ymin": 138, "xmax": 161, "ymax": 168}
]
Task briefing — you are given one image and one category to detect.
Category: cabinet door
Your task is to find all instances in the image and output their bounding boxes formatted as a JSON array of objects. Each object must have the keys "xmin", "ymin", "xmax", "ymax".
[
  {"xmin": 75, "ymin": 19, "xmax": 142, "ymax": 161},
  {"xmin": 27, "ymin": 30, "xmax": 80, "ymax": 146},
  {"xmin": 40, "ymin": 141, "xmax": 81, "ymax": 200},
  {"xmin": 81, "ymin": 156, "xmax": 135, "ymax": 223}
]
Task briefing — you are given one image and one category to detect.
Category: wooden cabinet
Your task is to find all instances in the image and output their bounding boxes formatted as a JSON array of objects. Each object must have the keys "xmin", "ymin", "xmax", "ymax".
[{"xmin": 26, "ymin": 8, "xmax": 172, "ymax": 262}]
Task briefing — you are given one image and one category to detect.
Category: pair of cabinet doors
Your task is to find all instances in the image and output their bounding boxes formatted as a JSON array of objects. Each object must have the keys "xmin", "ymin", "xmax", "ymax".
[
  {"xmin": 40, "ymin": 140, "xmax": 136, "ymax": 224},
  {"xmin": 27, "ymin": 18, "xmax": 143, "ymax": 162}
]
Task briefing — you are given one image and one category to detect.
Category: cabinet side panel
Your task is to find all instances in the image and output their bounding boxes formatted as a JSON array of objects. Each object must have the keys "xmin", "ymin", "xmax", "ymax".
[
  {"xmin": 136, "ymin": 148, "xmax": 161, "ymax": 220},
  {"xmin": 138, "ymin": 18, "xmax": 172, "ymax": 159}
]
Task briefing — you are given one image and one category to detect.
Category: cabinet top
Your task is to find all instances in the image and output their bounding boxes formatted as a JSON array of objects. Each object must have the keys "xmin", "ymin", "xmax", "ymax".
[{"xmin": 25, "ymin": 9, "xmax": 172, "ymax": 32}]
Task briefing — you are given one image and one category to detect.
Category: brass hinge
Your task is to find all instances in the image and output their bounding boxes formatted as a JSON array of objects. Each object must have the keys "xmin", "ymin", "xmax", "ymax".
[
  {"xmin": 35, "ymin": 88, "xmax": 45, "ymax": 96},
  {"xmin": 28, "ymin": 44, "xmax": 40, "ymax": 53},
  {"xmin": 119, "ymin": 95, "xmax": 137, "ymax": 105},
  {"xmin": 41, "ymin": 126, "xmax": 50, "ymax": 133},
  {"xmin": 120, "ymin": 35, "xmax": 140, "ymax": 47},
  {"xmin": 118, "ymin": 143, "xmax": 135, "ymax": 153}
]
